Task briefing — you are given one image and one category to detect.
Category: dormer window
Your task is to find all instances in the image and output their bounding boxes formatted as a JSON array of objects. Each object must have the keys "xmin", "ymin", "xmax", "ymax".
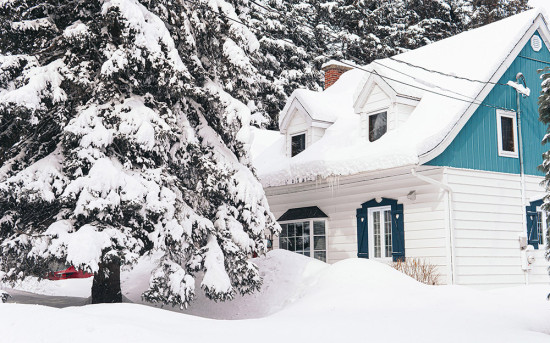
[
  {"xmin": 291, "ymin": 133, "xmax": 306, "ymax": 157},
  {"xmin": 369, "ymin": 111, "xmax": 387, "ymax": 142}
]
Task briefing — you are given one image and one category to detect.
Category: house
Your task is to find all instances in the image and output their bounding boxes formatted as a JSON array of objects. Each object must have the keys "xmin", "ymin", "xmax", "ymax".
[{"xmin": 251, "ymin": 9, "xmax": 550, "ymax": 288}]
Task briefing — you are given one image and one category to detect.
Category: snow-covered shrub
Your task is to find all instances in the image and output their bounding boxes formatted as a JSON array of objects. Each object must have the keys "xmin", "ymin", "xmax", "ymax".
[
  {"xmin": 391, "ymin": 258, "xmax": 440, "ymax": 285},
  {"xmin": 0, "ymin": 290, "xmax": 9, "ymax": 303}
]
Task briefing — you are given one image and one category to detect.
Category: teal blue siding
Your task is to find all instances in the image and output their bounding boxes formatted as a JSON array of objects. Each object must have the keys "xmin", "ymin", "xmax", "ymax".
[{"xmin": 426, "ymin": 32, "xmax": 550, "ymax": 176}]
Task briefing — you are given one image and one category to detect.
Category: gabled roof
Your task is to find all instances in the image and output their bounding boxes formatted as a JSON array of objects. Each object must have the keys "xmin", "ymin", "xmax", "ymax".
[{"xmin": 253, "ymin": 9, "xmax": 550, "ymax": 187}]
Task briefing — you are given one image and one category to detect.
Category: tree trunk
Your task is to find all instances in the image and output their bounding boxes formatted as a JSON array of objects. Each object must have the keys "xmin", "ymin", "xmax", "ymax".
[{"xmin": 91, "ymin": 260, "xmax": 122, "ymax": 304}]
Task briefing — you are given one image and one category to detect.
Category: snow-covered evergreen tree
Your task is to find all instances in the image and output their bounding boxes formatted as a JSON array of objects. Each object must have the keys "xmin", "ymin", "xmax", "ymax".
[
  {"xmin": 537, "ymin": 67, "xmax": 550, "ymax": 265},
  {"xmin": 468, "ymin": 0, "xmax": 530, "ymax": 28},
  {"xmin": 0, "ymin": 0, "xmax": 278, "ymax": 307},
  {"xmin": 247, "ymin": 0, "xmax": 328, "ymax": 129}
]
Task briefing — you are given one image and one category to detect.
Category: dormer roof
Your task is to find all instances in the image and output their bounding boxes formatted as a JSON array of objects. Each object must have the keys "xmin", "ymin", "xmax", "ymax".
[{"xmin": 278, "ymin": 69, "xmax": 365, "ymax": 132}]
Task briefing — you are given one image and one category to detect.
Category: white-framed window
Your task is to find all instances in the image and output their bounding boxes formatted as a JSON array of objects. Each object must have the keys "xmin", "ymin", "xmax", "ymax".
[
  {"xmin": 278, "ymin": 219, "xmax": 327, "ymax": 262},
  {"xmin": 496, "ymin": 109, "xmax": 518, "ymax": 158},
  {"xmin": 536, "ymin": 207, "xmax": 548, "ymax": 249},
  {"xmin": 368, "ymin": 206, "xmax": 392, "ymax": 259},
  {"xmin": 368, "ymin": 111, "xmax": 387, "ymax": 142},
  {"xmin": 291, "ymin": 132, "xmax": 306, "ymax": 157}
]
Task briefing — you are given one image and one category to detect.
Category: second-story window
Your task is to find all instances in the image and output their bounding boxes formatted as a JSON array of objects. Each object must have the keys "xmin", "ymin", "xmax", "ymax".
[
  {"xmin": 496, "ymin": 109, "xmax": 518, "ymax": 158},
  {"xmin": 291, "ymin": 133, "xmax": 306, "ymax": 157},
  {"xmin": 369, "ymin": 111, "xmax": 387, "ymax": 142}
]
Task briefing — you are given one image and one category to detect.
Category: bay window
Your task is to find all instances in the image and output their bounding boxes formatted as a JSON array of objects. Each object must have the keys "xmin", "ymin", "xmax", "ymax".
[{"xmin": 279, "ymin": 219, "xmax": 327, "ymax": 262}]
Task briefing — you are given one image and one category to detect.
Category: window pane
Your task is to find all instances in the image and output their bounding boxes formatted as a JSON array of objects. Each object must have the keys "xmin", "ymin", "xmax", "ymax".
[
  {"xmin": 287, "ymin": 223, "xmax": 295, "ymax": 237},
  {"xmin": 369, "ymin": 112, "xmax": 387, "ymax": 142},
  {"xmin": 303, "ymin": 221, "xmax": 310, "ymax": 235},
  {"xmin": 288, "ymin": 237, "xmax": 296, "ymax": 251},
  {"xmin": 291, "ymin": 134, "xmax": 306, "ymax": 157},
  {"xmin": 538, "ymin": 211, "xmax": 544, "ymax": 245},
  {"xmin": 296, "ymin": 222, "xmax": 303, "ymax": 236},
  {"xmin": 279, "ymin": 237, "xmax": 288, "ymax": 250},
  {"xmin": 314, "ymin": 251, "xmax": 326, "ymax": 262},
  {"xmin": 373, "ymin": 211, "xmax": 381, "ymax": 258},
  {"xmin": 313, "ymin": 221, "xmax": 325, "ymax": 235},
  {"xmin": 384, "ymin": 210, "xmax": 392, "ymax": 258},
  {"xmin": 296, "ymin": 237, "xmax": 304, "ymax": 251},
  {"xmin": 280, "ymin": 224, "xmax": 287, "ymax": 237},
  {"xmin": 304, "ymin": 251, "xmax": 310, "ymax": 257},
  {"xmin": 303, "ymin": 236, "xmax": 310, "ymax": 250},
  {"xmin": 314, "ymin": 236, "xmax": 326, "ymax": 251},
  {"xmin": 501, "ymin": 116, "xmax": 515, "ymax": 152}
]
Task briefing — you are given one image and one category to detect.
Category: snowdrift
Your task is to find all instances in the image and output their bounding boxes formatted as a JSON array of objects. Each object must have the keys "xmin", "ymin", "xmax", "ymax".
[{"xmin": 1, "ymin": 250, "xmax": 550, "ymax": 343}]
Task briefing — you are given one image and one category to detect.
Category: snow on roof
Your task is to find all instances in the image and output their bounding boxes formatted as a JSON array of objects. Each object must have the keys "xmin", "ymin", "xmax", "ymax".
[
  {"xmin": 255, "ymin": 9, "xmax": 546, "ymax": 187},
  {"xmin": 279, "ymin": 68, "xmax": 366, "ymax": 128},
  {"xmin": 321, "ymin": 59, "xmax": 356, "ymax": 70}
]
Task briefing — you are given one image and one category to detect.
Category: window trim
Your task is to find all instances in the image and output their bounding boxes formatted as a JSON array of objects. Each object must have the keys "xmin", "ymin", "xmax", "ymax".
[
  {"xmin": 496, "ymin": 109, "xmax": 518, "ymax": 158},
  {"xmin": 536, "ymin": 206, "xmax": 548, "ymax": 249},
  {"xmin": 367, "ymin": 205, "xmax": 393, "ymax": 261},
  {"xmin": 278, "ymin": 218, "xmax": 328, "ymax": 262},
  {"xmin": 290, "ymin": 131, "xmax": 307, "ymax": 157},
  {"xmin": 368, "ymin": 110, "xmax": 388, "ymax": 142}
]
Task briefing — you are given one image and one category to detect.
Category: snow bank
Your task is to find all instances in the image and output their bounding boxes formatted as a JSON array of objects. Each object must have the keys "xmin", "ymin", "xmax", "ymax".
[
  {"xmin": 1, "ymin": 251, "xmax": 549, "ymax": 343},
  {"xmin": 122, "ymin": 249, "xmax": 326, "ymax": 319}
]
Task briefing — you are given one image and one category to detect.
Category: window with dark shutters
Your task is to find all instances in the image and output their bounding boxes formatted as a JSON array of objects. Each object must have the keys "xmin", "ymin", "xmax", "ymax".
[
  {"xmin": 526, "ymin": 199, "xmax": 543, "ymax": 249},
  {"xmin": 356, "ymin": 198, "xmax": 404, "ymax": 262}
]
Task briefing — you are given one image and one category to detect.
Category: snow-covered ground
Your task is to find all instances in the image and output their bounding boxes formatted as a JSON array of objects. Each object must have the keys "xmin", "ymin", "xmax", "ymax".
[{"xmin": 1, "ymin": 250, "xmax": 549, "ymax": 342}]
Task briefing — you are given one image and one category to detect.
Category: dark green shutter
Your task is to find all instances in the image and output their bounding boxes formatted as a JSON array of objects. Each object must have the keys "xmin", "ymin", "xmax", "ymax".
[
  {"xmin": 391, "ymin": 204, "xmax": 405, "ymax": 262},
  {"xmin": 526, "ymin": 210, "xmax": 539, "ymax": 249},
  {"xmin": 356, "ymin": 208, "xmax": 368, "ymax": 258}
]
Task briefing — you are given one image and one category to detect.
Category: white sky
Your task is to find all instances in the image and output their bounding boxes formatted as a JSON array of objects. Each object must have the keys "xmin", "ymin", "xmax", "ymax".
[{"xmin": 529, "ymin": 0, "xmax": 550, "ymax": 12}]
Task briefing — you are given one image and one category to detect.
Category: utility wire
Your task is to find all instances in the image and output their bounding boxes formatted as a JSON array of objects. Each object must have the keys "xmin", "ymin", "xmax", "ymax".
[
  {"xmin": 387, "ymin": 57, "xmax": 509, "ymax": 86},
  {"xmin": 182, "ymin": 0, "xmax": 516, "ymax": 112}
]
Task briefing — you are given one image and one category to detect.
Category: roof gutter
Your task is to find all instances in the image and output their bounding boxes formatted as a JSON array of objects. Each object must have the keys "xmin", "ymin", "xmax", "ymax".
[{"xmin": 411, "ymin": 168, "xmax": 456, "ymax": 285}]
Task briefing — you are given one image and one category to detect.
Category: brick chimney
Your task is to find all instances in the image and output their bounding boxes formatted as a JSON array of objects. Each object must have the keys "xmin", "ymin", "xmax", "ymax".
[{"xmin": 321, "ymin": 60, "xmax": 353, "ymax": 90}]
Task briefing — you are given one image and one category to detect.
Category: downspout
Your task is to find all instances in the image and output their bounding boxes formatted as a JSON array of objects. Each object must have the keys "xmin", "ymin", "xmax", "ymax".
[
  {"xmin": 411, "ymin": 168, "xmax": 456, "ymax": 285},
  {"xmin": 515, "ymin": 72, "xmax": 528, "ymax": 285}
]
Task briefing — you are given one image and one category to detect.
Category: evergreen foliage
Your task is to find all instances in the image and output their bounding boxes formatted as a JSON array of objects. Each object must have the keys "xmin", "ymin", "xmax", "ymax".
[
  {"xmin": 0, "ymin": 0, "xmax": 278, "ymax": 307},
  {"xmin": 537, "ymin": 67, "xmax": 550, "ymax": 263},
  {"xmin": 469, "ymin": 0, "xmax": 530, "ymax": 28}
]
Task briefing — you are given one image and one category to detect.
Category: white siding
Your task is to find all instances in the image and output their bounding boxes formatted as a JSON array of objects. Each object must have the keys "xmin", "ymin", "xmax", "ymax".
[
  {"xmin": 265, "ymin": 167, "xmax": 451, "ymax": 283},
  {"xmin": 396, "ymin": 103, "xmax": 415, "ymax": 126},
  {"xmin": 446, "ymin": 168, "xmax": 549, "ymax": 288},
  {"xmin": 310, "ymin": 126, "xmax": 325, "ymax": 145}
]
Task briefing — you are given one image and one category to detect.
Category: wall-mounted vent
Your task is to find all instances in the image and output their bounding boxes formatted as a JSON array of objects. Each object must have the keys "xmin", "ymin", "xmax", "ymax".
[{"xmin": 531, "ymin": 35, "xmax": 542, "ymax": 52}]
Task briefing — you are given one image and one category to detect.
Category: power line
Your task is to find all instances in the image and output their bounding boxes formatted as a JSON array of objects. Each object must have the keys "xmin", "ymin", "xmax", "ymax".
[
  {"xmin": 182, "ymin": 0, "xmax": 516, "ymax": 112},
  {"xmin": 387, "ymin": 57, "xmax": 509, "ymax": 86},
  {"xmin": 372, "ymin": 60, "xmax": 484, "ymax": 100}
]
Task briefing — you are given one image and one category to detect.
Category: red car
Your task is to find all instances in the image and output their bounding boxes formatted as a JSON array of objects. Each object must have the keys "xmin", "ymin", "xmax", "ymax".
[{"xmin": 47, "ymin": 266, "xmax": 93, "ymax": 280}]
